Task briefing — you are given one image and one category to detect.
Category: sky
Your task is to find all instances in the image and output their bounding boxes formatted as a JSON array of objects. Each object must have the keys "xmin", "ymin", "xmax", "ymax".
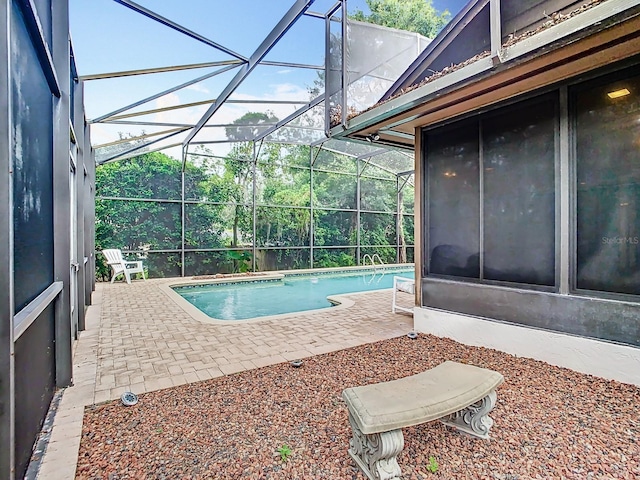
[{"xmin": 69, "ymin": 0, "xmax": 468, "ymax": 157}]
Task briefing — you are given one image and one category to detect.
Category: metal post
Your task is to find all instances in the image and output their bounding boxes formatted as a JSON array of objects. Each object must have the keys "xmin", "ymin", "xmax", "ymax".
[
  {"xmin": 84, "ymin": 107, "xmax": 96, "ymax": 299},
  {"xmin": 341, "ymin": 0, "xmax": 348, "ymax": 128},
  {"xmin": 74, "ymin": 77, "xmax": 86, "ymax": 332},
  {"xmin": 559, "ymin": 86, "xmax": 570, "ymax": 294},
  {"xmin": 252, "ymin": 142, "xmax": 257, "ymax": 272},
  {"xmin": 0, "ymin": 0, "xmax": 16, "ymax": 476},
  {"xmin": 356, "ymin": 159, "xmax": 361, "ymax": 265},
  {"xmin": 396, "ymin": 176, "xmax": 401, "ymax": 264},
  {"xmin": 490, "ymin": 0, "xmax": 502, "ymax": 64},
  {"xmin": 324, "ymin": 7, "xmax": 331, "ymax": 136},
  {"xmin": 52, "ymin": 0, "xmax": 73, "ymax": 387},
  {"xmin": 413, "ymin": 128, "xmax": 423, "ymax": 307},
  {"xmin": 309, "ymin": 147, "xmax": 314, "ymax": 268},
  {"xmin": 181, "ymin": 145, "xmax": 186, "ymax": 277}
]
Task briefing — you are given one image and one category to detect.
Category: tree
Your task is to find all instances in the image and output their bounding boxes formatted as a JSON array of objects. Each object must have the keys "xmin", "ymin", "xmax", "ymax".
[
  {"xmin": 350, "ymin": 0, "xmax": 450, "ymax": 39},
  {"xmin": 225, "ymin": 111, "xmax": 278, "ymax": 142}
]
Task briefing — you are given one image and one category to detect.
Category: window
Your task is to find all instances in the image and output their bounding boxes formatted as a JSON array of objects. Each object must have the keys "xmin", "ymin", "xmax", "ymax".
[
  {"xmin": 574, "ymin": 70, "xmax": 640, "ymax": 296},
  {"xmin": 425, "ymin": 95, "xmax": 557, "ymax": 287},
  {"xmin": 427, "ymin": 121, "xmax": 480, "ymax": 278},
  {"xmin": 482, "ymin": 98, "xmax": 556, "ymax": 286}
]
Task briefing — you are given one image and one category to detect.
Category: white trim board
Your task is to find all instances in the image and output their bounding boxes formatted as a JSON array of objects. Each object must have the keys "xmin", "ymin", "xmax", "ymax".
[{"xmin": 414, "ymin": 307, "xmax": 640, "ymax": 387}]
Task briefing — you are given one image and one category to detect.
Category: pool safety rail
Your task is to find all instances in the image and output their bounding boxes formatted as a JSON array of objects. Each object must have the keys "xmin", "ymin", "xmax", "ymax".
[{"xmin": 362, "ymin": 253, "xmax": 385, "ymax": 271}]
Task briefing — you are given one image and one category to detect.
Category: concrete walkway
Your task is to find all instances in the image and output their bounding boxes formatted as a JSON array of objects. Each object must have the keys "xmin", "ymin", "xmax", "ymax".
[{"xmin": 36, "ymin": 277, "xmax": 414, "ymax": 479}]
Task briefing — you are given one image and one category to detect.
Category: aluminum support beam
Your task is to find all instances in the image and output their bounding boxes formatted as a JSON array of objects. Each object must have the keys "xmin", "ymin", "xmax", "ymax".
[
  {"xmin": 73, "ymin": 75, "xmax": 87, "ymax": 331},
  {"xmin": 91, "ymin": 64, "xmax": 240, "ymax": 123},
  {"xmin": 94, "ymin": 127, "xmax": 189, "ymax": 149},
  {"xmin": 113, "ymin": 0, "xmax": 247, "ymax": 61},
  {"xmin": 80, "ymin": 60, "xmax": 242, "ymax": 81},
  {"xmin": 113, "ymin": 141, "xmax": 182, "ymax": 163},
  {"xmin": 490, "ymin": 0, "xmax": 502, "ymax": 63},
  {"xmin": 341, "ymin": 0, "xmax": 347, "ymax": 129},
  {"xmin": 0, "ymin": 1, "xmax": 15, "ymax": 476},
  {"xmin": 80, "ymin": 59, "xmax": 321, "ymax": 81},
  {"xmin": 356, "ymin": 158, "xmax": 362, "ymax": 265},
  {"xmin": 84, "ymin": 114, "xmax": 96, "ymax": 298},
  {"xmin": 98, "ymin": 128, "xmax": 188, "ymax": 164},
  {"xmin": 323, "ymin": 6, "xmax": 333, "ymax": 136},
  {"xmin": 180, "ymin": 146, "xmax": 186, "ymax": 277},
  {"xmin": 183, "ymin": 0, "xmax": 315, "ymax": 146},
  {"xmin": 252, "ymin": 142, "xmax": 258, "ymax": 272},
  {"xmin": 309, "ymin": 147, "xmax": 314, "ymax": 268},
  {"xmin": 52, "ymin": 0, "xmax": 73, "ymax": 387},
  {"xmin": 254, "ymin": 93, "xmax": 324, "ymax": 142},
  {"xmin": 98, "ymin": 97, "xmax": 312, "ymax": 123},
  {"xmin": 396, "ymin": 176, "xmax": 401, "ymax": 263}
]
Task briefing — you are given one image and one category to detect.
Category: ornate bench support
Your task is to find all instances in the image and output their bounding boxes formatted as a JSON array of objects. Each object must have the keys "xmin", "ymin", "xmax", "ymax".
[
  {"xmin": 440, "ymin": 391, "xmax": 498, "ymax": 439},
  {"xmin": 342, "ymin": 362, "xmax": 504, "ymax": 480},
  {"xmin": 347, "ymin": 411, "xmax": 404, "ymax": 480}
]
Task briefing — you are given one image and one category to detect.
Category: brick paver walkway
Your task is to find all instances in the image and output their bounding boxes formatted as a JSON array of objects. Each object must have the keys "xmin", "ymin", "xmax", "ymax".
[{"xmin": 36, "ymin": 277, "xmax": 414, "ymax": 479}]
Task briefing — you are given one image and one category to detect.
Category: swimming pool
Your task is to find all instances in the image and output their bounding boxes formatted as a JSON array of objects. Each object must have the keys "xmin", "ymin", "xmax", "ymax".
[{"xmin": 172, "ymin": 268, "xmax": 414, "ymax": 320}]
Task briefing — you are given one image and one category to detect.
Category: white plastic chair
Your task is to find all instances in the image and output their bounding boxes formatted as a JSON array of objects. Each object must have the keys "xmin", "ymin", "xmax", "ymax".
[
  {"xmin": 392, "ymin": 276, "xmax": 415, "ymax": 314},
  {"xmin": 102, "ymin": 249, "xmax": 146, "ymax": 284}
]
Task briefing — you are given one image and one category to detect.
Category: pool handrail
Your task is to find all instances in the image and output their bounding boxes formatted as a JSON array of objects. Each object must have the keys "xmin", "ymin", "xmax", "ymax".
[{"xmin": 362, "ymin": 253, "xmax": 385, "ymax": 271}]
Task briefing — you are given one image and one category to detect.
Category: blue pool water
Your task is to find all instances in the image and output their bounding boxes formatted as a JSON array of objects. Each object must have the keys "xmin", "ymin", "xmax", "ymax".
[{"xmin": 174, "ymin": 269, "xmax": 414, "ymax": 320}]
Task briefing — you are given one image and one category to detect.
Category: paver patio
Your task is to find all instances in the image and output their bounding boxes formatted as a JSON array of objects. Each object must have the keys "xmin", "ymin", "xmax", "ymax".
[{"xmin": 35, "ymin": 277, "xmax": 414, "ymax": 479}]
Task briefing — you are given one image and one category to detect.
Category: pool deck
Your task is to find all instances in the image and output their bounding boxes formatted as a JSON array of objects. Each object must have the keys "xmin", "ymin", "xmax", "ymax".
[{"xmin": 35, "ymin": 276, "xmax": 414, "ymax": 479}]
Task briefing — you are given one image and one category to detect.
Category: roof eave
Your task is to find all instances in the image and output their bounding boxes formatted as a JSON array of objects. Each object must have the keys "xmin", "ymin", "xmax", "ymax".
[{"xmin": 333, "ymin": 0, "xmax": 640, "ymax": 144}]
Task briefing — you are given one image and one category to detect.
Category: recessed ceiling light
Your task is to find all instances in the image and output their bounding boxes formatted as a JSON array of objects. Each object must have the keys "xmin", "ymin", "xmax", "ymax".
[{"xmin": 607, "ymin": 88, "xmax": 631, "ymax": 99}]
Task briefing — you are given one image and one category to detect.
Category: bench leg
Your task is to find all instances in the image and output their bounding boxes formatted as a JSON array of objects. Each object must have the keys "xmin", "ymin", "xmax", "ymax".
[
  {"xmin": 347, "ymin": 411, "xmax": 404, "ymax": 480},
  {"xmin": 440, "ymin": 390, "xmax": 497, "ymax": 439}
]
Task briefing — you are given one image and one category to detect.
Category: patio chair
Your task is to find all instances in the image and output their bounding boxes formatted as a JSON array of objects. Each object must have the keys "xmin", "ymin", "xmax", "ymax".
[
  {"xmin": 392, "ymin": 276, "xmax": 414, "ymax": 314},
  {"xmin": 102, "ymin": 249, "xmax": 146, "ymax": 284}
]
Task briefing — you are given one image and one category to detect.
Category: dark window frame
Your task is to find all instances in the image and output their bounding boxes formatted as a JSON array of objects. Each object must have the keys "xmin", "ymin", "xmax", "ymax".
[
  {"xmin": 422, "ymin": 92, "xmax": 560, "ymax": 292},
  {"xmin": 569, "ymin": 63, "xmax": 640, "ymax": 301}
]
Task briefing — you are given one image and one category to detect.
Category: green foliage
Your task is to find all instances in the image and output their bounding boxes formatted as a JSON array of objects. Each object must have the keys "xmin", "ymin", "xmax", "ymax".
[
  {"xmin": 276, "ymin": 444, "xmax": 292, "ymax": 463},
  {"xmin": 95, "ymin": 129, "xmax": 414, "ymax": 279},
  {"xmin": 226, "ymin": 250, "xmax": 252, "ymax": 273},
  {"xmin": 426, "ymin": 455, "xmax": 439, "ymax": 474},
  {"xmin": 351, "ymin": 0, "xmax": 450, "ymax": 38},
  {"xmin": 95, "ymin": 152, "xmax": 226, "ymax": 279},
  {"xmin": 225, "ymin": 111, "xmax": 278, "ymax": 142}
]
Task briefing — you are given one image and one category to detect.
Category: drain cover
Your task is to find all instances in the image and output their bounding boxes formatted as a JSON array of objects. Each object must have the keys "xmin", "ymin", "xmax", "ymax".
[{"xmin": 121, "ymin": 392, "xmax": 138, "ymax": 406}]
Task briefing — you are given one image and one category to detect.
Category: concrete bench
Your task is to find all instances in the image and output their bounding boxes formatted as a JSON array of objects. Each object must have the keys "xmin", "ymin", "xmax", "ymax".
[{"xmin": 342, "ymin": 361, "xmax": 504, "ymax": 480}]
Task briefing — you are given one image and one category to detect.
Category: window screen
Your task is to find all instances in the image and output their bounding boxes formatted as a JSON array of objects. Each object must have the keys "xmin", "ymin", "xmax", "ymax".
[
  {"xmin": 575, "ymin": 71, "xmax": 640, "ymax": 295},
  {"xmin": 482, "ymin": 96, "xmax": 556, "ymax": 286},
  {"xmin": 426, "ymin": 121, "xmax": 480, "ymax": 278}
]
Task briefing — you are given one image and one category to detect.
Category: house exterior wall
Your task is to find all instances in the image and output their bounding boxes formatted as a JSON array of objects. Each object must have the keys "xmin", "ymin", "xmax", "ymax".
[
  {"xmin": 0, "ymin": 1, "xmax": 94, "ymax": 478},
  {"xmin": 416, "ymin": 58, "xmax": 640, "ymax": 385}
]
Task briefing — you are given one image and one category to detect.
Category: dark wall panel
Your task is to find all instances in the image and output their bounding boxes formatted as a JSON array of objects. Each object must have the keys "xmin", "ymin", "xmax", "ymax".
[
  {"xmin": 422, "ymin": 278, "xmax": 640, "ymax": 347},
  {"xmin": 14, "ymin": 305, "xmax": 56, "ymax": 480},
  {"xmin": 11, "ymin": 2, "xmax": 54, "ymax": 312}
]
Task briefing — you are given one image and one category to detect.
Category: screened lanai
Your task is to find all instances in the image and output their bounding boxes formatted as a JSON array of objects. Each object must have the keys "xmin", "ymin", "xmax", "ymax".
[{"xmin": 71, "ymin": 0, "xmax": 431, "ymax": 277}]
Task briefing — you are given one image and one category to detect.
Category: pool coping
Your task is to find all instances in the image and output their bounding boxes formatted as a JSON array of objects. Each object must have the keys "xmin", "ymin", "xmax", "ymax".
[{"xmin": 158, "ymin": 264, "xmax": 414, "ymax": 325}]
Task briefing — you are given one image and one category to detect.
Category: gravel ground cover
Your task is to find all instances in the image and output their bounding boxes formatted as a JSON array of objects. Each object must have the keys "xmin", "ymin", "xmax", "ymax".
[{"xmin": 76, "ymin": 334, "xmax": 640, "ymax": 479}]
